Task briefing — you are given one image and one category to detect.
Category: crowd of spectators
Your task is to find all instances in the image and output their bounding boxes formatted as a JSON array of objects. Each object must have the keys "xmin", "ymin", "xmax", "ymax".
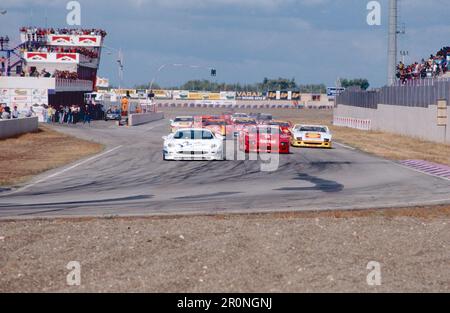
[
  {"xmin": 21, "ymin": 43, "xmax": 100, "ymax": 59},
  {"xmin": 54, "ymin": 70, "xmax": 78, "ymax": 80},
  {"xmin": 15, "ymin": 67, "xmax": 78, "ymax": 79},
  {"xmin": 0, "ymin": 104, "xmax": 35, "ymax": 120},
  {"xmin": 20, "ymin": 27, "xmax": 107, "ymax": 41},
  {"xmin": 1, "ymin": 103, "xmax": 104, "ymax": 125},
  {"xmin": 397, "ymin": 47, "xmax": 450, "ymax": 84}
]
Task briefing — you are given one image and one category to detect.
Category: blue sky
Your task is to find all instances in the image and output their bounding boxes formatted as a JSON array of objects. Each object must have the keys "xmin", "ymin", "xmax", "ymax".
[{"xmin": 1, "ymin": 0, "xmax": 449, "ymax": 88}]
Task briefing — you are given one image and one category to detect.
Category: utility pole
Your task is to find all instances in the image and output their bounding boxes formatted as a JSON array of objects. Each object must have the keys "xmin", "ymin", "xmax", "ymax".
[{"xmin": 387, "ymin": 0, "xmax": 398, "ymax": 86}]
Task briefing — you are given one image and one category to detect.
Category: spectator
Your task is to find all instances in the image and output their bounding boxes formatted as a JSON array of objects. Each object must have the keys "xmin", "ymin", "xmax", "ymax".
[
  {"xmin": 67, "ymin": 106, "xmax": 73, "ymax": 124},
  {"xmin": 83, "ymin": 105, "xmax": 91, "ymax": 125},
  {"xmin": 25, "ymin": 106, "xmax": 35, "ymax": 118},
  {"xmin": 1, "ymin": 106, "xmax": 11, "ymax": 119},
  {"xmin": 11, "ymin": 106, "xmax": 19, "ymax": 119},
  {"xmin": 46, "ymin": 106, "xmax": 53, "ymax": 123}
]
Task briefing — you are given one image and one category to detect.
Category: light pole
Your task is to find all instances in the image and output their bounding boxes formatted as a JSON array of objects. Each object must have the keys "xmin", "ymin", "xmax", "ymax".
[
  {"xmin": 103, "ymin": 45, "xmax": 124, "ymax": 89},
  {"xmin": 400, "ymin": 50, "xmax": 409, "ymax": 64},
  {"xmin": 387, "ymin": 0, "xmax": 397, "ymax": 86}
]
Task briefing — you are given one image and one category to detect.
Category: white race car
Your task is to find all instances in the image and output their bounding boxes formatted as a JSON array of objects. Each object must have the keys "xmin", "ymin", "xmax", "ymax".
[
  {"xmin": 169, "ymin": 116, "xmax": 194, "ymax": 133},
  {"xmin": 163, "ymin": 128, "xmax": 225, "ymax": 161},
  {"xmin": 291, "ymin": 125, "xmax": 333, "ymax": 148}
]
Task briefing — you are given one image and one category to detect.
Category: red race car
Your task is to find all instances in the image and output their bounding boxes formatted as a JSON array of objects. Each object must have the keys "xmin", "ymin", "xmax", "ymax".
[
  {"xmin": 262, "ymin": 120, "xmax": 293, "ymax": 136},
  {"xmin": 202, "ymin": 119, "xmax": 232, "ymax": 137},
  {"xmin": 239, "ymin": 125, "xmax": 291, "ymax": 154},
  {"xmin": 231, "ymin": 118, "xmax": 257, "ymax": 138}
]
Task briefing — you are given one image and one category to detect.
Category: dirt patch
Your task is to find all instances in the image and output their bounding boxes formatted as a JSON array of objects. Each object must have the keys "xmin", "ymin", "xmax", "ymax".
[
  {"xmin": 162, "ymin": 107, "xmax": 450, "ymax": 166},
  {"xmin": 0, "ymin": 125, "xmax": 104, "ymax": 187},
  {"xmin": 0, "ymin": 206, "xmax": 449, "ymax": 292}
]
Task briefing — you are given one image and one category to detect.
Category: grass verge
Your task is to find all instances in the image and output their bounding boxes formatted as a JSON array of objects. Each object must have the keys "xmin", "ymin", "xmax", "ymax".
[{"xmin": 0, "ymin": 125, "xmax": 104, "ymax": 187}]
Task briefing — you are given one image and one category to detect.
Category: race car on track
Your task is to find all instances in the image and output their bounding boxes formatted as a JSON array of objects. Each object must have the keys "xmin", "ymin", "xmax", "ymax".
[
  {"xmin": 202, "ymin": 119, "xmax": 233, "ymax": 137},
  {"xmin": 231, "ymin": 118, "xmax": 257, "ymax": 138},
  {"xmin": 239, "ymin": 125, "xmax": 290, "ymax": 154},
  {"xmin": 262, "ymin": 120, "xmax": 293, "ymax": 135},
  {"xmin": 231, "ymin": 113, "xmax": 249, "ymax": 122},
  {"xmin": 163, "ymin": 128, "xmax": 225, "ymax": 161},
  {"xmin": 291, "ymin": 125, "xmax": 332, "ymax": 148},
  {"xmin": 170, "ymin": 116, "xmax": 194, "ymax": 133}
]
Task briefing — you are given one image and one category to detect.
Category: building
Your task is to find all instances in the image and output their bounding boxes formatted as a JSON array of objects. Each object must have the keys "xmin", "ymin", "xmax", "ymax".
[{"xmin": 0, "ymin": 27, "xmax": 106, "ymax": 121}]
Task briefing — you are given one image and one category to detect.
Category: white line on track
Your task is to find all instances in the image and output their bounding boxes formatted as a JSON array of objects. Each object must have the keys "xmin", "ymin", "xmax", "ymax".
[
  {"xmin": 2, "ymin": 145, "xmax": 123, "ymax": 196},
  {"xmin": 333, "ymin": 141, "xmax": 356, "ymax": 150}
]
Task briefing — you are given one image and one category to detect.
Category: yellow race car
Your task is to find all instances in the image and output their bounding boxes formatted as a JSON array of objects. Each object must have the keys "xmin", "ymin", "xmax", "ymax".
[{"xmin": 290, "ymin": 125, "xmax": 332, "ymax": 148}]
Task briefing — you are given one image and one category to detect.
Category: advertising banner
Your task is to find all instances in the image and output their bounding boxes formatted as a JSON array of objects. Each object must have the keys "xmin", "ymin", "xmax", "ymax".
[
  {"xmin": 206, "ymin": 93, "xmax": 221, "ymax": 100},
  {"xmin": 24, "ymin": 52, "xmax": 79, "ymax": 64},
  {"xmin": 220, "ymin": 91, "xmax": 236, "ymax": 100},
  {"xmin": 31, "ymin": 89, "xmax": 49, "ymax": 105},
  {"xmin": 235, "ymin": 91, "xmax": 265, "ymax": 100},
  {"xmin": 154, "ymin": 90, "xmax": 173, "ymax": 100},
  {"xmin": 173, "ymin": 90, "xmax": 189, "ymax": 100},
  {"xmin": 266, "ymin": 91, "xmax": 300, "ymax": 101},
  {"xmin": 291, "ymin": 91, "xmax": 301, "ymax": 101},
  {"xmin": 96, "ymin": 77, "xmax": 110, "ymax": 88},
  {"xmin": 279, "ymin": 91, "xmax": 289, "ymax": 100},
  {"xmin": 47, "ymin": 34, "xmax": 102, "ymax": 47},
  {"xmin": 267, "ymin": 91, "xmax": 278, "ymax": 100},
  {"xmin": 188, "ymin": 92, "xmax": 208, "ymax": 100}
]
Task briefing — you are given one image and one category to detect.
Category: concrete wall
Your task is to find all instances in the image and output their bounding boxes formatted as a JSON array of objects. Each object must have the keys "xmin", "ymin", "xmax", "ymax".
[
  {"xmin": 0, "ymin": 77, "xmax": 56, "ymax": 89},
  {"xmin": 0, "ymin": 117, "xmax": 39, "ymax": 139},
  {"xmin": 128, "ymin": 112, "xmax": 164, "ymax": 126},
  {"xmin": 334, "ymin": 104, "xmax": 450, "ymax": 144}
]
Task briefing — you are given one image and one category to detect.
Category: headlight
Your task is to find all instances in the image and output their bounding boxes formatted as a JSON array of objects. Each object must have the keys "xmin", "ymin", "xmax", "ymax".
[
  {"xmin": 211, "ymin": 144, "xmax": 217, "ymax": 149},
  {"xmin": 168, "ymin": 143, "xmax": 175, "ymax": 148}
]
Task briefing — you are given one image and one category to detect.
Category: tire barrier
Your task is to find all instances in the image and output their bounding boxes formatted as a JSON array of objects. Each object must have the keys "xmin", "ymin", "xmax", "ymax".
[{"xmin": 333, "ymin": 116, "xmax": 372, "ymax": 131}]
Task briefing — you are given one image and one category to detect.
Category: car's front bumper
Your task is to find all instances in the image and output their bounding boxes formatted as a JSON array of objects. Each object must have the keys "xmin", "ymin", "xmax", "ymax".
[
  {"xmin": 291, "ymin": 140, "xmax": 332, "ymax": 148},
  {"xmin": 164, "ymin": 149, "xmax": 224, "ymax": 160}
]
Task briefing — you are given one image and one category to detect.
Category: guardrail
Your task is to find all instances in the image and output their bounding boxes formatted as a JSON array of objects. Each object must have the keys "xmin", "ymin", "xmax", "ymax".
[{"xmin": 55, "ymin": 79, "xmax": 92, "ymax": 92}]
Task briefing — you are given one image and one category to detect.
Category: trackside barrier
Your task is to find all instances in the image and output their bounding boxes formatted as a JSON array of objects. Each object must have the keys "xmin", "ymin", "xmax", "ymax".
[
  {"xmin": 128, "ymin": 112, "xmax": 164, "ymax": 126},
  {"xmin": 333, "ymin": 116, "xmax": 372, "ymax": 131},
  {"xmin": 0, "ymin": 117, "xmax": 39, "ymax": 139}
]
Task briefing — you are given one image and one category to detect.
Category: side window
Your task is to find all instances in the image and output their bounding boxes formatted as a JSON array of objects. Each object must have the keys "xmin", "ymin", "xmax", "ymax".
[{"xmin": 202, "ymin": 131, "xmax": 214, "ymax": 140}]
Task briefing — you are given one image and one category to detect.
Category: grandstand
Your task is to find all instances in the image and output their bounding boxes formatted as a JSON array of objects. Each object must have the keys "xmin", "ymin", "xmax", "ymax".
[{"xmin": 0, "ymin": 27, "xmax": 107, "ymax": 121}]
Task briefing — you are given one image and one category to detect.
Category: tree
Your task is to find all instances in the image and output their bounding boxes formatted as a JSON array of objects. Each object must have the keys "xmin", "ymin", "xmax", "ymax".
[{"xmin": 340, "ymin": 78, "xmax": 370, "ymax": 90}]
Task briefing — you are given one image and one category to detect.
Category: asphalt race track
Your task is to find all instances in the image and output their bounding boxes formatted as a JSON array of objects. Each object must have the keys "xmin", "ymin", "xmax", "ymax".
[{"xmin": 1, "ymin": 118, "xmax": 449, "ymax": 219}]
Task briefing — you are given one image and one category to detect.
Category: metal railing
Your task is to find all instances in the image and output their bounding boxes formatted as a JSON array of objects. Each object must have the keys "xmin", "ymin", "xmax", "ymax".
[{"xmin": 337, "ymin": 78, "xmax": 450, "ymax": 108}]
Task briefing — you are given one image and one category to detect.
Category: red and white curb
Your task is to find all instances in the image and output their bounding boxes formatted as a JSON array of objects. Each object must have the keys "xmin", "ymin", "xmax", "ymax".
[{"xmin": 399, "ymin": 160, "xmax": 450, "ymax": 181}]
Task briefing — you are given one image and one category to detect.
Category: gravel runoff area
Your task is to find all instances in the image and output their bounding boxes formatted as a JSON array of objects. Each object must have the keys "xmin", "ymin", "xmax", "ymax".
[{"xmin": 0, "ymin": 206, "xmax": 449, "ymax": 293}]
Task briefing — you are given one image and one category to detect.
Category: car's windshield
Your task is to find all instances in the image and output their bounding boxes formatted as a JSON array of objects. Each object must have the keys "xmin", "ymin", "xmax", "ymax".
[
  {"xmin": 269, "ymin": 122, "xmax": 290, "ymax": 127},
  {"xmin": 234, "ymin": 120, "xmax": 256, "ymax": 125},
  {"xmin": 174, "ymin": 130, "xmax": 214, "ymax": 140},
  {"xmin": 249, "ymin": 127, "xmax": 282, "ymax": 135},
  {"xmin": 205, "ymin": 120, "xmax": 228, "ymax": 126},
  {"xmin": 298, "ymin": 126, "xmax": 327, "ymax": 133},
  {"xmin": 174, "ymin": 117, "xmax": 193, "ymax": 122}
]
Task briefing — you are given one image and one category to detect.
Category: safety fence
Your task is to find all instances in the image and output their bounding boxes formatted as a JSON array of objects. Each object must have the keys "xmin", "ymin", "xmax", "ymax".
[
  {"xmin": 337, "ymin": 79, "xmax": 450, "ymax": 108},
  {"xmin": 333, "ymin": 116, "xmax": 372, "ymax": 131}
]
